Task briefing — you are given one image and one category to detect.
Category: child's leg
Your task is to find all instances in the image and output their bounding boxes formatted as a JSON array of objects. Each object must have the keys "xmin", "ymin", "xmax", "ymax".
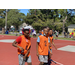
[{"xmin": 48, "ymin": 51, "xmax": 52, "ymax": 65}]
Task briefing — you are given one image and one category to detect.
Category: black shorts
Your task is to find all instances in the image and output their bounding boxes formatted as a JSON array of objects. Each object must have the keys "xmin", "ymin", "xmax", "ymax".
[
  {"xmin": 33, "ymin": 34, "xmax": 36, "ymax": 36},
  {"xmin": 56, "ymin": 35, "xmax": 58, "ymax": 37}
]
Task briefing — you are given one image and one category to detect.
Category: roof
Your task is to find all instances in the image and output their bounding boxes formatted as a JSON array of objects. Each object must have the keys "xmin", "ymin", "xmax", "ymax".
[{"xmin": 68, "ymin": 24, "xmax": 75, "ymax": 28}]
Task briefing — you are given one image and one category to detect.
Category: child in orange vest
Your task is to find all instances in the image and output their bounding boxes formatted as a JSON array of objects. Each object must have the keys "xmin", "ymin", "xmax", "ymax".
[
  {"xmin": 48, "ymin": 29, "xmax": 57, "ymax": 65},
  {"xmin": 36, "ymin": 27, "xmax": 51, "ymax": 65},
  {"xmin": 12, "ymin": 28, "xmax": 32, "ymax": 65}
]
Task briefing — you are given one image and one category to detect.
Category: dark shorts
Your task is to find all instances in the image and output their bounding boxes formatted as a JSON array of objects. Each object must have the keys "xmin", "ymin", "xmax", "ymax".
[
  {"xmin": 33, "ymin": 34, "xmax": 36, "ymax": 36},
  {"xmin": 56, "ymin": 35, "xmax": 58, "ymax": 37}
]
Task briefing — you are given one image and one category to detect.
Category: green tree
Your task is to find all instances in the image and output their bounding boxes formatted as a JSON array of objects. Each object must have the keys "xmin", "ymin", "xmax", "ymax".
[
  {"xmin": 7, "ymin": 9, "xmax": 26, "ymax": 30},
  {"xmin": 25, "ymin": 9, "xmax": 75, "ymax": 33}
]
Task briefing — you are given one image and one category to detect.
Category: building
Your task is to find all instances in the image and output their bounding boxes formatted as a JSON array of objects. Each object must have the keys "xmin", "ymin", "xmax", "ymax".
[
  {"xmin": 19, "ymin": 22, "xmax": 33, "ymax": 34},
  {"xmin": 19, "ymin": 22, "xmax": 28, "ymax": 30},
  {"xmin": 68, "ymin": 24, "xmax": 75, "ymax": 32}
]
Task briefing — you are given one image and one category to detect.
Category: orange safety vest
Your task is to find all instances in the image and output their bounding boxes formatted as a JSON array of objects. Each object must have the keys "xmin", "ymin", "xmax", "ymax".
[
  {"xmin": 41, "ymin": 30, "xmax": 43, "ymax": 35},
  {"xmin": 49, "ymin": 36, "xmax": 53, "ymax": 49},
  {"xmin": 17, "ymin": 35, "xmax": 31, "ymax": 57},
  {"xmin": 38, "ymin": 35, "xmax": 49, "ymax": 55}
]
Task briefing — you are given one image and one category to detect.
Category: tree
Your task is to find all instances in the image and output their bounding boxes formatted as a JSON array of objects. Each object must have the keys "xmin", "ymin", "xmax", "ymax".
[
  {"xmin": 24, "ymin": 9, "xmax": 75, "ymax": 33},
  {"xmin": 32, "ymin": 19, "xmax": 45, "ymax": 32},
  {"xmin": 7, "ymin": 9, "xmax": 26, "ymax": 30},
  {"xmin": 0, "ymin": 18, "xmax": 5, "ymax": 27},
  {"xmin": 0, "ymin": 9, "xmax": 6, "ymax": 18}
]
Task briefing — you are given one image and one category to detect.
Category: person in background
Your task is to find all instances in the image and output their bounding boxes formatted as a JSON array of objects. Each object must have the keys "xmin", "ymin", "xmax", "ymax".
[
  {"xmin": 33, "ymin": 29, "xmax": 36, "ymax": 37},
  {"xmin": 32, "ymin": 29, "xmax": 34, "ymax": 36},
  {"xmin": 73, "ymin": 31, "xmax": 75, "ymax": 39},
  {"xmin": 55, "ymin": 30, "xmax": 58, "ymax": 40},
  {"xmin": 65, "ymin": 32, "xmax": 67, "ymax": 38},
  {"xmin": 22, "ymin": 28, "xmax": 24, "ymax": 35},
  {"xmin": 32, "ymin": 29, "xmax": 34, "ymax": 33},
  {"xmin": 69, "ymin": 32, "xmax": 72, "ymax": 38},
  {"xmin": 72, "ymin": 31, "xmax": 74, "ymax": 38},
  {"xmin": 52, "ymin": 29, "xmax": 54, "ymax": 36},
  {"xmin": 39, "ymin": 30, "xmax": 42, "ymax": 36},
  {"xmin": 64, "ymin": 31, "xmax": 66, "ymax": 38},
  {"xmin": 67, "ymin": 32, "xmax": 69, "ymax": 38}
]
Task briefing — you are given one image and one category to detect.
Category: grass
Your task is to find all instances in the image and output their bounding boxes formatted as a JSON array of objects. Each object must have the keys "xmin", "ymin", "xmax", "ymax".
[
  {"xmin": 30, "ymin": 35, "xmax": 38, "ymax": 38},
  {"xmin": 0, "ymin": 33, "xmax": 21, "ymax": 36},
  {"xmin": 0, "ymin": 33, "xmax": 38, "ymax": 37},
  {"xmin": 54, "ymin": 37, "xmax": 75, "ymax": 41},
  {"xmin": 0, "ymin": 33, "xmax": 75, "ymax": 41}
]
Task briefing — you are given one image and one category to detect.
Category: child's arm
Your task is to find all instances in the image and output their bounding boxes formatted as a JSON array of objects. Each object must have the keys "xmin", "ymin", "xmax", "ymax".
[
  {"xmin": 52, "ymin": 41, "xmax": 57, "ymax": 50},
  {"xmin": 23, "ymin": 45, "xmax": 31, "ymax": 59},
  {"xmin": 36, "ymin": 42, "xmax": 39, "ymax": 57}
]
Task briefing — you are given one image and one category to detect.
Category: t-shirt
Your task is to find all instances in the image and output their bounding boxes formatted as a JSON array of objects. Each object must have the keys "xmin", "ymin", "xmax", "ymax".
[
  {"xmin": 16, "ymin": 36, "xmax": 22, "ymax": 44},
  {"xmin": 32, "ymin": 29, "xmax": 34, "ymax": 32},
  {"xmin": 39, "ymin": 33, "xmax": 42, "ymax": 36},
  {"xmin": 33, "ymin": 30, "xmax": 36, "ymax": 34}
]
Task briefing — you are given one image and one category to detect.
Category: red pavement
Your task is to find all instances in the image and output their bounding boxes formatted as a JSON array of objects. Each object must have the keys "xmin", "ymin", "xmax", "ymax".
[{"xmin": 0, "ymin": 35, "xmax": 75, "ymax": 65}]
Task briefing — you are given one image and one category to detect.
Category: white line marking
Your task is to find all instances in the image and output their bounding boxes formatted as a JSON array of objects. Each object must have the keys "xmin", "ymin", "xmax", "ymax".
[
  {"xmin": 53, "ymin": 60, "xmax": 63, "ymax": 65},
  {"xmin": 0, "ymin": 39, "xmax": 15, "ymax": 43},
  {"xmin": 57, "ymin": 39, "xmax": 75, "ymax": 42},
  {"xmin": 57, "ymin": 45, "xmax": 75, "ymax": 52}
]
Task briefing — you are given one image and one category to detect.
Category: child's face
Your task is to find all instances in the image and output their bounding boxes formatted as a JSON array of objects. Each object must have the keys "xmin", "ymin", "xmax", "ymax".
[
  {"xmin": 24, "ymin": 31, "xmax": 29, "ymax": 37},
  {"xmin": 44, "ymin": 28, "xmax": 48, "ymax": 36},
  {"xmin": 49, "ymin": 30, "xmax": 52, "ymax": 35},
  {"xmin": 39, "ymin": 30, "xmax": 42, "ymax": 33}
]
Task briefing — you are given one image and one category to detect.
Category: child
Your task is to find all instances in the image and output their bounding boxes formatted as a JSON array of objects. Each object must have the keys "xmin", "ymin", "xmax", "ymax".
[
  {"xmin": 12, "ymin": 28, "xmax": 32, "ymax": 65},
  {"xmin": 36, "ymin": 27, "xmax": 50, "ymax": 65},
  {"xmin": 48, "ymin": 29, "xmax": 57, "ymax": 65}
]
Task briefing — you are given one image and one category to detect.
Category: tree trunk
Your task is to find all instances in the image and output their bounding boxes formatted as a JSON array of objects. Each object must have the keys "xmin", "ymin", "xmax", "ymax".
[
  {"xmin": 62, "ymin": 16, "xmax": 67, "ymax": 35},
  {"xmin": 35, "ymin": 9, "xmax": 36, "ymax": 15}
]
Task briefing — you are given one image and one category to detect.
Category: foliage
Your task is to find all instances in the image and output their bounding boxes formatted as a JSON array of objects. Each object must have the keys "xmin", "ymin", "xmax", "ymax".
[{"xmin": 0, "ymin": 9, "xmax": 75, "ymax": 33}]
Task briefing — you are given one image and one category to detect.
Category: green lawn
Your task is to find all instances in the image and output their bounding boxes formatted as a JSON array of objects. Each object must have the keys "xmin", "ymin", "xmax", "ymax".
[
  {"xmin": 54, "ymin": 37, "xmax": 75, "ymax": 41},
  {"xmin": 0, "ymin": 33, "xmax": 75, "ymax": 41},
  {"xmin": 0, "ymin": 33, "xmax": 21, "ymax": 36}
]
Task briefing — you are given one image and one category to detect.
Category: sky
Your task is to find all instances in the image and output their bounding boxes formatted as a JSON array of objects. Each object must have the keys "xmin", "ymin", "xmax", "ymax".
[
  {"xmin": 18, "ymin": 9, "xmax": 30, "ymax": 15},
  {"xmin": 18, "ymin": 9, "xmax": 75, "ymax": 17}
]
